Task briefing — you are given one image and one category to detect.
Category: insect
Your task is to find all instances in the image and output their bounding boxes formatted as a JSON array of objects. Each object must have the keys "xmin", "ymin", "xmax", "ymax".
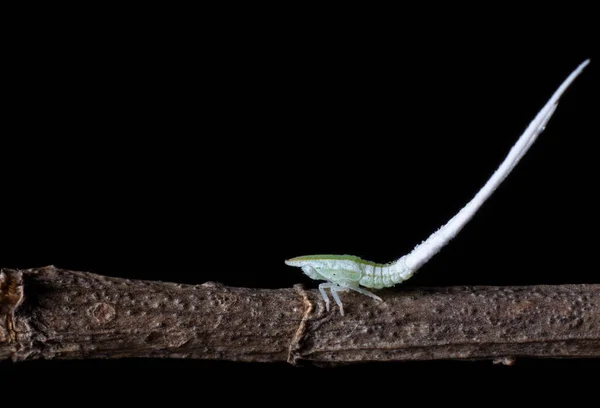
[{"xmin": 286, "ymin": 60, "xmax": 590, "ymax": 315}]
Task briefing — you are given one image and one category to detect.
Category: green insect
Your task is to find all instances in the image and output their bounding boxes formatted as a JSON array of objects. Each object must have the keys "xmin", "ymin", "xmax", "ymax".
[{"xmin": 286, "ymin": 60, "xmax": 590, "ymax": 315}]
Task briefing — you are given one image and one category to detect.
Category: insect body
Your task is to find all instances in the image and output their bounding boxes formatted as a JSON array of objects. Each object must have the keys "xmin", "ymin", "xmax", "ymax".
[
  {"xmin": 285, "ymin": 254, "xmax": 413, "ymax": 315},
  {"xmin": 286, "ymin": 60, "xmax": 590, "ymax": 315}
]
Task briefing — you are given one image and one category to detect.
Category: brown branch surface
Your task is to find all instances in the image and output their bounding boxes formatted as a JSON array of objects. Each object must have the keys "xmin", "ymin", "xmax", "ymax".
[{"xmin": 1, "ymin": 266, "xmax": 599, "ymax": 365}]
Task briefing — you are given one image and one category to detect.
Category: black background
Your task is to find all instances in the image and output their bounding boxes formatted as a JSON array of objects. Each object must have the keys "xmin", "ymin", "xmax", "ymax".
[{"xmin": 2, "ymin": 6, "xmax": 599, "ymax": 405}]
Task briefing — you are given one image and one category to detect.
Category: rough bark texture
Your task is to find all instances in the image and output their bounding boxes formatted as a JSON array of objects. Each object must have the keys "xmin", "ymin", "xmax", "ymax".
[{"xmin": 1, "ymin": 266, "xmax": 599, "ymax": 365}]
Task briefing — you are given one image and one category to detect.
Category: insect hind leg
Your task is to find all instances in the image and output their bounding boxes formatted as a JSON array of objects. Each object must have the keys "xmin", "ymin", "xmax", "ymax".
[{"xmin": 341, "ymin": 283, "xmax": 383, "ymax": 302}]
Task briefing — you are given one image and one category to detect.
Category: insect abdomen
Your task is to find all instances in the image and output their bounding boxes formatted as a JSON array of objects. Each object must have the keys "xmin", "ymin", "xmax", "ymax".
[
  {"xmin": 358, "ymin": 258, "xmax": 414, "ymax": 289},
  {"xmin": 359, "ymin": 264, "xmax": 396, "ymax": 289}
]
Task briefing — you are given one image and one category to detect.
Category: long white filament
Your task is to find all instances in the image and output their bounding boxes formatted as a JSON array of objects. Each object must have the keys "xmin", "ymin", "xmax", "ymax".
[{"xmin": 402, "ymin": 60, "xmax": 590, "ymax": 272}]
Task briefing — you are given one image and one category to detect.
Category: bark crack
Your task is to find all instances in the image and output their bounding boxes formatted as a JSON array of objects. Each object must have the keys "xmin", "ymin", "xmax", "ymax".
[{"xmin": 288, "ymin": 284, "xmax": 313, "ymax": 364}]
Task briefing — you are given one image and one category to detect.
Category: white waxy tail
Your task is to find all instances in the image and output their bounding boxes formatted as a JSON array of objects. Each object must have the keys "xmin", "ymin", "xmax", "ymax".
[{"xmin": 401, "ymin": 59, "xmax": 590, "ymax": 273}]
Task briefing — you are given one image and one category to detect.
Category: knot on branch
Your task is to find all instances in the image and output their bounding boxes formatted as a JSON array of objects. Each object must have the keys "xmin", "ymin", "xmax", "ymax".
[{"xmin": 0, "ymin": 269, "xmax": 24, "ymax": 342}]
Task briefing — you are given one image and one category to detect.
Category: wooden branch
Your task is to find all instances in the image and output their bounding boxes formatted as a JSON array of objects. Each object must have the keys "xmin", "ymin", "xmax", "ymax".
[{"xmin": 1, "ymin": 266, "xmax": 599, "ymax": 365}]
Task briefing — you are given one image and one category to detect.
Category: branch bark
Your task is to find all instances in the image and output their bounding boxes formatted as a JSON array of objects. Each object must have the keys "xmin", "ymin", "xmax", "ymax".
[{"xmin": 1, "ymin": 266, "xmax": 599, "ymax": 365}]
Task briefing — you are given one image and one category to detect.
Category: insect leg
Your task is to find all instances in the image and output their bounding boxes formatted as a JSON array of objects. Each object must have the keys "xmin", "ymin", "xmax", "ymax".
[
  {"xmin": 330, "ymin": 286, "xmax": 349, "ymax": 316},
  {"xmin": 318, "ymin": 283, "xmax": 333, "ymax": 312},
  {"xmin": 342, "ymin": 283, "xmax": 383, "ymax": 302}
]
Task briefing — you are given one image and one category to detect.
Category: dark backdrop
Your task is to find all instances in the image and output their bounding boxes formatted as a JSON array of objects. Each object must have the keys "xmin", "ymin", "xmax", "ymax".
[{"xmin": 1, "ymin": 7, "xmax": 598, "ymax": 406}]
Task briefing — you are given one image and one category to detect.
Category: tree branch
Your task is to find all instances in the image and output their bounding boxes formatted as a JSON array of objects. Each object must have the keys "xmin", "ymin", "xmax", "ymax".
[{"xmin": 1, "ymin": 266, "xmax": 598, "ymax": 365}]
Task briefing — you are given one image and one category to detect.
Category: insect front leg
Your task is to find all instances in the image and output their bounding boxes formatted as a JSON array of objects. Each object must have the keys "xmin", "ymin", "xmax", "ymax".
[
  {"xmin": 318, "ymin": 283, "xmax": 349, "ymax": 315},
  {"xmin": 318, "ymin": 282, "xmax": 333, "ymax": 311}
]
